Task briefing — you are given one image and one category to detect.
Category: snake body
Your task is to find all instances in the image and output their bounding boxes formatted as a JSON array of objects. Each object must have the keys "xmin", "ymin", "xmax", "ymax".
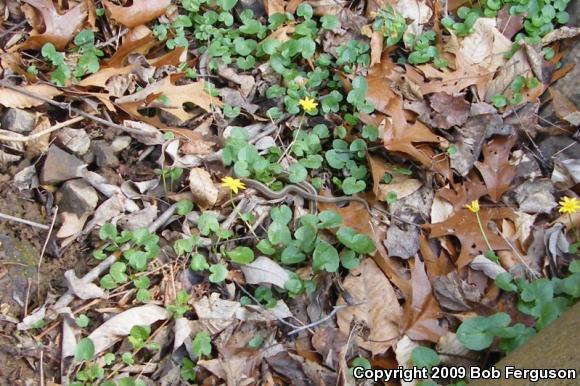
[{"xmin": 241, "ymin": 178, "xmax": 371, "ymax": 213}]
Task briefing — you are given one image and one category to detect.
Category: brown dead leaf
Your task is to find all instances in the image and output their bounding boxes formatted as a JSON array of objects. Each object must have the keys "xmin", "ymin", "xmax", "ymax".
[
  {"xmin": 459, "ymin": 18, "xmax": 511, "ymax": 74},
  {"xmin": 265, "ymin": 0, "xmax": 286, "ymax": 16},
  {"xmin": 402, "ymin": 257, "xmax": 447, "ymax": 342},
  {"xmin": 337, "ymin": 258, "xmax": 402, "ymax": 355},
  {"xmin": 485, "ymin": 49, "xmax": 532, "ymax": 101},
  {"xmin": 103, "ymin": 0, "xmax": 170, "ymax": 28},
  {"xmin": 106, "ymin": 33, "xmax": 157, "ymax": 68},
  {"xmin": 549, "ymin": 88, "xmax": 580, "ymax": 126},
  {"xmin": 429, "ymin": 92, "xmax": 470, "ymax": 129},
  {"xmin": 424, "ymin": 207, "xmax": 515, "ymax": 269},
  {"xmin": 20, "ymin": 0, "xmax": 87, "ymax": 50},
  {"xmin": 413, "ymin": 57, "xmax": 492, "ymax": 99},
  {"xmin": 437, "ymin": 174, "xmax": 488, "ymax": 212},
  {"xmin": 370, "ymin": 30, "xmax": 384, "ymax": 66},
  {"xmin": 367, "ymin": 155, "xmax": 422, "ymax": 201},
  {"xmin": 0, "ymin": 84, "xmax": 62, "ymax": 108},
  {"xmin": 117, "ymin": 75, "xmax": 218, "ymax": 121},
  {"xmin": 188, "ymin": 168, "xmax": 218, "ymax": 209},
  {"xmin": 318, "ymin": 192, "xmax": 373, "ymax": 238},
  {"xmin": 383, "ymin": 119, "xmax": 450, "ymax": 177},
  {"xmin": 474, "ymin": 135, "xmax": 517, "ymax": 202}
]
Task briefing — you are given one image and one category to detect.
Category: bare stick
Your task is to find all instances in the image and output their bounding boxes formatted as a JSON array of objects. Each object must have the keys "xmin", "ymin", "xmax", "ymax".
[
  {"xmin": 0, "ymin": 211, "xmax": 50, "ymax": 230},
  {"xmin": 0, "ymin": 116, "xmax": 85, "ymax": 142},
  {"xmin": 37, "ymin": 207, "xmax": 59, "ymax": 302},
  {"xmin": 287, "ymin": 304, "xmax": 360, "ymax": 335},
  {"xmin": 0, "ymin": 81, "xmax": 155, "ymax": 137}
]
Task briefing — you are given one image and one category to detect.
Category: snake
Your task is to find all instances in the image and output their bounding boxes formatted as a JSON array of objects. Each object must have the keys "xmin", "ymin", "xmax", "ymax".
[{"xmin": 241, "ymin": 178, "xmax": 371, "ymax": 213}]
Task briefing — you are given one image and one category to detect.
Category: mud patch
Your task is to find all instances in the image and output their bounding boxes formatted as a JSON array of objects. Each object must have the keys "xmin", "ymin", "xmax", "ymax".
[{"xmin": 0, "ymin": 179, "xmax": 86, "ymax": 384}]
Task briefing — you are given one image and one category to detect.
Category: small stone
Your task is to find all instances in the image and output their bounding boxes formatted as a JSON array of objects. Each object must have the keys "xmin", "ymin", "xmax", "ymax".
[
  {"xmin": 57, "ymin": 127, "xmax": 91, "ymax": 155},
  {"xmin": 41, "ymin": 145, "xmax": 86, "ymax": 184},
  {"xmin": 93, "ymin": 140, "xmax": 119, "ymax": 168},
  {"xmin": 59, "ymin": 179, "xmax": 99, "ymax": 216},
  {"xmin": 110, "ymin": 136, "xmax": 131, "ymax": 153},
  {"xmin": 1, "ymin": 108, "xmax": 36, "ymax": 133}
]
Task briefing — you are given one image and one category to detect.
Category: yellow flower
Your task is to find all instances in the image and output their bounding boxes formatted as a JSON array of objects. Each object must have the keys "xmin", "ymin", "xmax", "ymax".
[
  {"xmin": 298, "ymin": 97, "xmax": 318, "ymax": 113},
  {"xmin": 558, "ymin": 196, "xmax": 580, "ymax": 215},
  {"xmin": 465, "ymin": 200, "xmax": 480, "ymax": 213},
  {"xmin": 221, "ymin": 176, "xmax": 246, "ymax": 194}
]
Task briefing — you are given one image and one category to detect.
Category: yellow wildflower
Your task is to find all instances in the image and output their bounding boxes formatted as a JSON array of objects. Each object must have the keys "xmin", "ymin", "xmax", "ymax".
[
  {"xmin": 298, "ymin": 97, "xmax": 318, "ymax": 113},
  {"xmin": 558, "ymin": 196, "xmax": 580, "ymax": 215},
  {"xmin": 221, "ymin": 176, "xmax": 246, "ymax": 194},
  {"xmin": 465, "ymin": 200, "xmax": 480, "ymax": 213}
]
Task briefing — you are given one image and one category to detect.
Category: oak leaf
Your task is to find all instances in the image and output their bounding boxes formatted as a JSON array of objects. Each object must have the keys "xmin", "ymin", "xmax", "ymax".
[
  {"xmin": 424, "ymin": 207, "xmax": 515, "ymax": 269},
  {"xmin": 21, "ymin": 0, "xmax": 87, "ymax": 50},
  {"xmin": 474, "ymin": 135, "xmax": 517, "ymax": 202},
  {"xmin": 103, "ymin": 0, "xmax": 170, "ymax": 28},
  {"xmin": 116, "ymin": 75, "xmax": 218, "ymax": 122},
  {"xmin": 0, "ymin": 84, "xmax": 62, "ymax": 108},
  {"xmin": 337, "ymin": 258, "xmax": 402, "ymax": 355}
]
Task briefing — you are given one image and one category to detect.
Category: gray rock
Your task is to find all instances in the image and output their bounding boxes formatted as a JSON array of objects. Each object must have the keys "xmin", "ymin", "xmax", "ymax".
[
  {"xmin": 1, "ymin": 108, "xmax": 36, "ymax": 133},
  {"xmin": 57, "ymin": 127, "xmax": 91, "ymax": 155},
  {"xmin": 111, "ymin": 136, "xmax": 131, "ymax": 153},
  {"xmin": 59, "ymin": 179, "xmax": 99, "ymax": 216},
  {"xmin": 93, "ymin": 140, "xmax": 119, "ymax": 168},
  {"xmin": 41, "ymin": 145, "xmax": 86, "ymax": 184}
]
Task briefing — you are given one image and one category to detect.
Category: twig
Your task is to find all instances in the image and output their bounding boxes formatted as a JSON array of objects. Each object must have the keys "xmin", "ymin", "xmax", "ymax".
[
  {"xmin": 0, "ymin": 116, "xmax": 85, "ymax": 143},
  {"xmin": 0, "ymin": 211, "xmax": 50, "ymax": 230},
  {"xmin": 37, "ymin": 207, "xmax": 59, "ymax": 302},
  {"xmin": 287, "ymin": 304, "xmax": 357, "ymax": 335},
  {"xmin": 0, "ymin": 81, "xmax": 154, "ymax": 137}
]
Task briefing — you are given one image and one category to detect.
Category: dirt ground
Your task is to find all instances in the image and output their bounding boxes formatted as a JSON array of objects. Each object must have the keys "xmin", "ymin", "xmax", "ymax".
[{"xmin": 0, "ymin": 177, "xmax": 86, "ymax": 384}]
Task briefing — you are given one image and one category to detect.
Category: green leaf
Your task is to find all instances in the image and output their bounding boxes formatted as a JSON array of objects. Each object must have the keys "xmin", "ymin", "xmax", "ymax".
[
  {"xmin": 122, "ymin": 352, "xmax": 135, "ymax": 365},
  {"xmin": 336, "ymin": 227, "xmax": 376, "ymax": 254},
  {"xmin": 495, "ymin": 272, "xmax": 517, "ymax": 292},
  {"xmin": 248, "ymin": 336, "xmax": 263, "ymax": 348},
  {"xmin": 218, "ymin": 0, "xmax": 238, "ymax": 11},
  {"xmin": 411, "ymin": 346, "xmax": 440, "ymax": 370},
  {"xmin": 198, "ymin": 212, "xmax": 220, "ymax": 236},
  {"xmin": 312, "ymin": 241, "xmax": 340, "ymax": 272},
  {"xmin": 174, "ymin": 238, "xmax": 194, "ymax": 256},
  {"xmin": 192, "ymin": 331, "xmax": 212, "ymax": 357},
  {"xmin": 181, "ymin": 357, "xmax": 196, "ymax": 382},
  {"xmin": 176, "ymin": 200, "xmax": 194, "ymax": 215},
  {"xmin": 318, "ymin": 210, "xmax": 342, "ymax": 228},
  {"xmin": 456, "ymin": 313, "xmax": 511, "ymax": 350},
  {"xmin": 190, "ymin": 253, "xmax": 210, "ymax": 271},
  {"xmin": 281, "ymin": 244, "xmax": 306, "ymax": 264},
  {"xmin": 103, "ymin": 352, "xmax": 115, "ymax": 366},
  {"xmin": 99, "ymin": 223, "xmax": 118, "ymax": 241},
  {"xmin": 227, "ymin": 246, "xmax": 255, "ymax": 264},
  {"xmin": 224, "ymin": 104, "xmax": 241, "ymax": 119},
  {"xmin": 75, "ymin": 314, "xmax": 90, "ymax": 328},
  {"xmin": 110, "ymin": 262, "xmax": 128, "ymax": 284},
  {"xmin": 100, "ymin": 274, "xmax": 117, "ymax": 290},
  {"xmin": 342, "ymin": 177, "xmax": 366, "ymax": 195},
  {"xmin": 270, "ymin": 205, "xmax": 292, "ymax": 224},
  {"xmin": 209, "ymin": 264, "xmax": 228, "ymax": 283},
  {"xmin": 321, "ymin": 15, "xmax": 340, "ymax": 29},
  {"xmin": 288, "ymin": 163, "xmax": 308, "ymax": 183},
  {"xmin": 75, "ymin": 338, "xmax": 95, "ymax": 362},
  {"xmin": 296, "ymin": 3, "xmax": 314, "ymax": 19},
  {"xmin": 124, "ymin": 249, "xmax": 148, "ymax": 271},
  {"xmin": 491, "ymin": 94, "xmax": 508, "ymax": 108},
  {"xmin": 340, "ymin": 249, "xmax": 359, "ymax": 270}
]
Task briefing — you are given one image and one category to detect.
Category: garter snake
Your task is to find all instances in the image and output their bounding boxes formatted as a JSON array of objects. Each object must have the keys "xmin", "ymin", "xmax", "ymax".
[{"xmin": 241, "ymin": 178, "xmax": 371, "ymax": 213}]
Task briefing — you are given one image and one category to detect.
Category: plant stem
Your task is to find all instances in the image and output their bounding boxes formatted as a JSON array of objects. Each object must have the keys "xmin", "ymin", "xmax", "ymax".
[
  {"xmin": 229, "ymin": 193, "xmax": 259, "ymax": 239},
  {"xmin": 476, "ymin": 212, "xmax": 494, "ymax": 254}
]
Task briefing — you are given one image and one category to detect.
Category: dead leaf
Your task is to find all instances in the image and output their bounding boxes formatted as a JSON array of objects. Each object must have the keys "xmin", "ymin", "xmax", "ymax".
[
  {"xmin": 485, "ymin": 49, "xmax": 532, "ymax": 101},
  {"xmin": 87, "ymin": 305, "xmax": 170, "ymax": 355},
  {"xmin": 265, "ymin": 0, "xmax": 286, "ymax": 16},
  {"xmin": 241, "ymin": 256, "xmax": 290, "ymax": 289},
  {"xmin": 337, "ymin": 258, "xmax": 402, "ymax": 355},
  {"xmin": 541, "ymin": 26, "xmax": 580, "ymax": 45},
  {"xmin": 394, "ymin": 335, "xmax": 419, "ymax": 386},
  {"xmin": 474, "ymin": 135, "xmax": 517, "ymax": 202},
  {"xmin": 103, "ymin": 0, "xmax": 170, "ymax": 28},
  {"xmin": 64, "ymin": 270, "xmax": 106, "ymax": 300},
  {"xmin": 188, "ymin": 168, "xmax": 218, "ymax": 209},
  {"xmin": 20, "ymin": 0, "xmax": 87, "ymax": 50},
  {"xmin": 402, "ymin": 257, "xmax": 446, "ymax": 342},
  {"xmin": 469, "ymin": 255, "xmax": 506, "ymax": 279},
  {"xmin": 117, "ymin": 75, "xmax": 218, "ymax": 122},
  {"xmin": 429, "ymin": 92, "xmax": 470, "ymax": 129},
  {"xmin": 459, "ymin": 18, "xmax": 511, "ymax": 74},
  {"xmin": 370, "ymin": 30, "xmax": 384, "ymax": 66},
  {"xmin": 425, "ymin": 207, "xmax": 515, "ymax": 269},
  {"xmin": 549, "ymin": 88, "xmax": 580, "ymax": 125},
  {"xmin": 0, "ymin": 84, "xmax": 62, "ymax": 108}
]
